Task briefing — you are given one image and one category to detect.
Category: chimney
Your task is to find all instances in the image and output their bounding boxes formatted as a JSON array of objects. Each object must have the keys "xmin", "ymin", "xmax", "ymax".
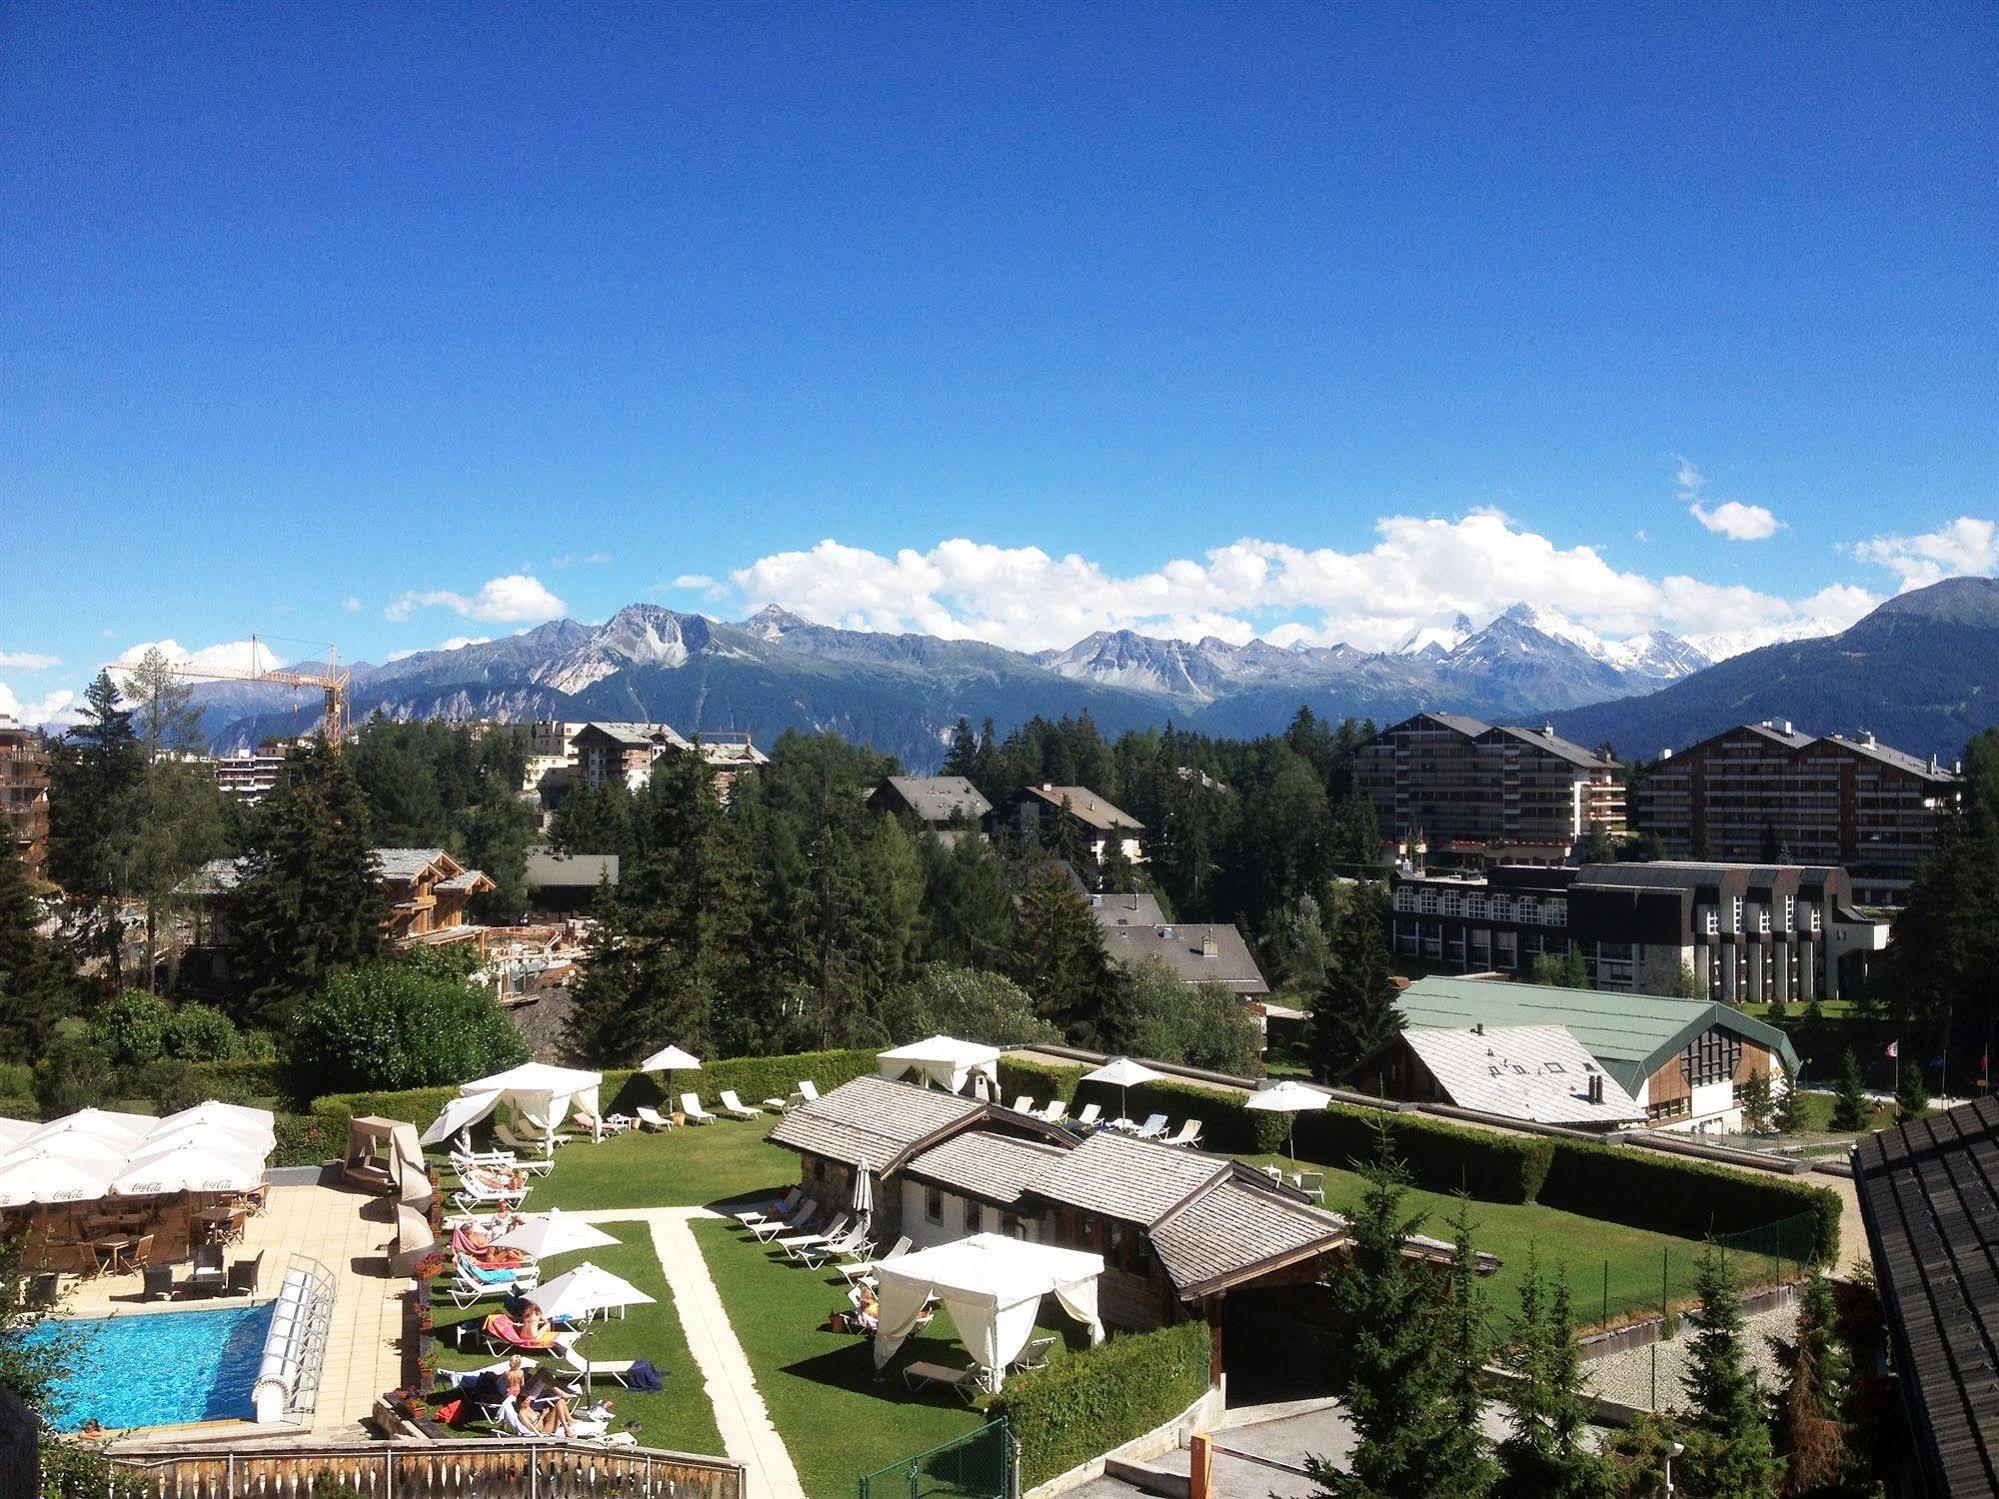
[
  {"xmin": 1542, "ymin": 723, "xmax": 1555, "ymax": 739},
  {"xmin": 1472, "ymin": 1021, "xmax": 1484, "ymax": 1036},
  {"xmin": 1660, "ymin": 746, "xmax": 1672, "ymax": 759},
  {"xmin": 1587, "ymin": 1073, "xmax": 1603, "ymax": 1105},
  {"xmin": 1201, "ymin": 931, "xmax": 1218, "ymax": 958}
]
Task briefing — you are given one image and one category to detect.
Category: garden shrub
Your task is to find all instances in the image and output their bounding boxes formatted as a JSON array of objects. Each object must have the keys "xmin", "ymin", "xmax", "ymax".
[
  {"xmin": 90, "ymin": 990, "xmax": 174, "ymax": 1068},
  {"xmin": 162, "ymin": 1004, "xmax": 241, "ymax": 1061},
  {"xmin": 279, "ymin": 962, "xmax": 528, "ymax": 1102},
  {"xmin": 990, "ymin": 1321, "xmax": 1211, "ymax": 1490},
  {"xmin": 997, "ymin": 1058, "xmax": 1080, "ymax": 1111}
]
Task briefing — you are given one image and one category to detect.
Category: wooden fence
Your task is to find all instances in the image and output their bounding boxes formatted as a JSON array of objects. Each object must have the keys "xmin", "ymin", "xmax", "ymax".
[{"xmin": 105, "ymin": 1438, "xmax": 746, "ymax": 1497}]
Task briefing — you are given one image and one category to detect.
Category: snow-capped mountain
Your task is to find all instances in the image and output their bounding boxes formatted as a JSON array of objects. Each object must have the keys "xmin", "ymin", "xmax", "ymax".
[
  {"xmin": 1683, "ymin": 617, "xmax": 1844, "ymax": 662},
  {"xmin": 1391, "ymin": 612, "xmax": 1476, "ymax": 657}
]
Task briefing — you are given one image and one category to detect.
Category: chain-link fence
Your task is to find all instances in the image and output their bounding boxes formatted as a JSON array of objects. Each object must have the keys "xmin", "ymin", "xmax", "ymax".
[
  {"xmin": 857, "ymin": 1418, "xmax": 1014, "ymax": 1499},
  {"xmin": 1573, "ymin": 1210, "xmax": 1818, "ymax": 1335}
]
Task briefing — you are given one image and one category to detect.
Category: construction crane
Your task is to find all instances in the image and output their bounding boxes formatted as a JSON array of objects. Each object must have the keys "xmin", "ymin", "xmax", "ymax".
[{"xmin": 109, "ymin": 636, "xmax": 352, "ymax": 746}]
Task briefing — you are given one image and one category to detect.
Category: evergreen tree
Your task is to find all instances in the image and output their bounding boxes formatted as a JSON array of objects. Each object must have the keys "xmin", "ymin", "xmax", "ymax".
[
  {"xmin": 916, "ymin": 831, "xmax": 1013, "ymax": 970},
  {"xmin": 1436, "ymin": 1200, "xmax": 1498, "ymax": 1495},
  {"xmin": 1679, "ymin": 1244, "xmax": 1780, "ymax": 1498},
  {"xmin": 940, "ymin": 717, "xmax": 979, "ymax": 779},
  {"xmin": 0, "ymin": 837, "xmax": 72, "ymax": 1056},
  {"xmin": 1531, "ymin": 946, "xmax": 1590, "ymax": 988},
  {"xmin": 1008, "ymin": 858, "xmax": 1118, "ymax": 1038},
  {"xmin": 228, "ymin": 740, "xmax": 387, "ymax": 1023},
  {"xmin": 1771, "ymin": 1068, "xmax": 1803, "ymax": 1134},
  {"xmin": 1096, "ymin": 832, "xmax": 1139, "ymax": 896},
  {"xmin": 1829, "ymin": 1048, "xmax": 1870, "ymax": 1132},
  {"xmin": 1740, "ymin": 1070, "xmax": 1775, "ymax": 1134},
  {"xmin": 1499, "ymin": 1249, "xmax": 1617, "ymax": 1499},
  {"xmin": 1893, "ymin": 1056, "xmax": 1930, "ymax": 1122},
  {"xmin": 1311, "ymin": 884, "xmax": 1401, "ymax": 1082},
  {"xmin": 1304, "ymin": 1128, "xmax": 1467, "ymax": 1498},
  {"xmin": 44, "ymin": 671, "xmax": 144, "ymax": 985},
  {"xmin": 1329, "ymin": 783, "xmax": 1382, "ymax": 872},
  {"xmin": 1769, "ymin": 1269, "xmax": 1855, "ymax": 1497}
]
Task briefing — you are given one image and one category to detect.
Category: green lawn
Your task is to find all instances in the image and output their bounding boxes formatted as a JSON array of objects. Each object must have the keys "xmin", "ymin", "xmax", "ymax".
[
  {"xmin": 690, "ymin": 1216, "xmax": 1080, "ymax": 1496},
  {"xmin": 1781, "ymin": 1090, "xmax": 1898, "ymax": 1136},
  {"xmin": 1235, "ymin": 1150, "xmax": 1785, "ymax": 1330},
  {"xmin": 428, "ymin": 1221, "xmax": 727, "ymax": 1459},
  {"xmin": 525, "ymin": 1118, "xmax": 795, "ymax": 1211}
]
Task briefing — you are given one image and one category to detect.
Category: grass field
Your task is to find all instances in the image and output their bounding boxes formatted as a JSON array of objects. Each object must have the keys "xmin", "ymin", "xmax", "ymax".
[
  {"xmin": 690, "ymin": 1216, "xmax": 1081, "ymax": 1496},
  {"xmin": 427, "ymin": 1220, "xmax": 728, "ymax": 1459},
  {"xmin": 527, "ymin": 1119, "xmax": 795, "ymax": 1211}
]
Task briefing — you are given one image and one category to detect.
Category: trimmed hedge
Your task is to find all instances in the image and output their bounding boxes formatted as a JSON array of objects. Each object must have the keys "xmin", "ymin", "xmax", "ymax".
[
  {"xmin": 990, "ymin": 1321, "xmax": 1210, "ymax": 1490},
  {"xmin": 307, "ymin": 1047, "xmax": 882, "ymax": 1138},
  {"xmin": 270, "ymin": 1111, "xmax": 343, "ymax": 1168},
  {"xmin": 1001, "ymin": 1055, "xmax": 1837, "ymax": 1257}
]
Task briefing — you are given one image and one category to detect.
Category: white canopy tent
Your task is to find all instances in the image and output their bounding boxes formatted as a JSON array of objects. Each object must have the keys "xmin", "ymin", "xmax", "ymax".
[
  {"xmin": 419, "ymin": 1063, "xmax": 604, "ymax": 1149},
  {"xmin": 873, "ymin": 1232, "xmax": 1104, "ymax": 1389},
  {"xmin": 876, "ymin": 1036, "xmax": 1002, "ymax": 1095}
]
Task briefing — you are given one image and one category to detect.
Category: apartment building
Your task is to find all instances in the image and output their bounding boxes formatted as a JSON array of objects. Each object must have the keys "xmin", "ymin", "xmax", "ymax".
[
  {"xmin": 992, "ymin": 784, "xmax": 1145, "ymax": 865},
  {"xmin": 1389, "ymin": 860, "xmax": 1890, "ymax": 1003},
  {"xmin": 0, "ymin": 714, "xmax": 51, "ymax": 880},
  {"xmin": 1354, "ymin": 712, "xmax": 1625, "ymax": 860},
  {"xmin": 210, "ymin": 742, "xmax": 295, "ymax": 804},
  {"xmin": 1633, "ymin": 722, "xmax": 1959, "ymax": 904}
]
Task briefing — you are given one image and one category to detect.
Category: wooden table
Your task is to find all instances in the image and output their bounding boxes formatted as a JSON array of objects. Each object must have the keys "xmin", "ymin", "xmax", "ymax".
[
  {"xmin": 197, "ymin": 1206, "xmax": 245, "ymax": 1245},
  {"xmin": 90, "ymin": 1238, "xmax": 132, "ymax": 1276}
]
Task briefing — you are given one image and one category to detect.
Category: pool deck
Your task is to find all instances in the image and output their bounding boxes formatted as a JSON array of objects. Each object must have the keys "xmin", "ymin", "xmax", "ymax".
[{"xmin": 60, "ymin": 1180, "xmax": 404, "ymax": 1438}]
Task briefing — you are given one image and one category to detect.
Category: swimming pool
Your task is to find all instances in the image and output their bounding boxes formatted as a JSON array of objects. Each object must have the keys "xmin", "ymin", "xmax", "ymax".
[{"xmin": 25, "ymin": 1302, "xmax": 275, "ymax": 1431}]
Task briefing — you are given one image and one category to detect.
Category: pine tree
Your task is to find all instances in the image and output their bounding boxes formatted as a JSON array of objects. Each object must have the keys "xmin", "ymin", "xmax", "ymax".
[
  {"xmin": 1829, "ymin": 1048, "xmax": 1870, "ymax": 1132},
  {"xmin": 44, "ymin": 671, "xmax": 144, "ymax": 985},
  {"xmin": 1311, "ymin": 885, "xmax": 1402, "ymax": 1082},
  {"xmin": 1740, "ymin": 1070, "xmax": 1775, "ymax": 1133},
  {"xmin": 1771, "ymin": 1068, "xmax": 1803, "ymax": 1135},
  {"xmin": 1008, "ymin": 858, "xmax": 1118, "ymax": 1039},
  {"xmin": 1303, "ymin": 1127, "xmax": 1467, "ymax": 1498},
  {"xmin": 1436, "ymin": 1200, "xmax": 1498, "ymax": 1495},
  {"xmin": 122, "ymin": 647, "xmax": 229, "ymax": 990},
  {"xmin": 1894, "ymin": 1056, "xmax": 1930, "ymax": 1122},
  {"xmin": 1499, "ymin": 1249, "xmax": 1617, "ymax": 1499},
  {"xmin": 228, "ymin": 740, "xmax": 387, "ymax": 1023},
  {"xmin": 1329, "ymin": 783, "xmax": 1382, "ymax": 872},
  {"xmin": 1679, "ymin": 1244, "xmax": 1780, "ymax": 1498},
  {"xmin": 1769, "ymin": 1268, "xmax": 1855, "ymax": 1497},
  {"xmin": 0, "ymin": 836, "xmax": 72, "ymax": 1056}
]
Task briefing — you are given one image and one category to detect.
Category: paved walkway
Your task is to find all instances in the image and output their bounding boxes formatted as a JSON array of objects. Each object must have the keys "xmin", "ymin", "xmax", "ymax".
[{"xmin": 575, "ymin": 1206, "xmax": 806, "ymax": 1499}]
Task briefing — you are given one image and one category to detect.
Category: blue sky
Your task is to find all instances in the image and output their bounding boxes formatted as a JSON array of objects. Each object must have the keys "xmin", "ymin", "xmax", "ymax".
[{"xmin": 2, "ymin": 4, "xmax": 1994, "ymax": 718}]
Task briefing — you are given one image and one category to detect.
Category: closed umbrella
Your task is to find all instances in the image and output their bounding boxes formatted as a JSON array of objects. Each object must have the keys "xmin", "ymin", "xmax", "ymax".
[
  {"xmin": 639, "ymin": 1045, "xmax": 702, "ymax": 1112},
  {"xmin": 851, "ymin": 1157, "xmax": 874, "ymax": 1221},
  {"xmin": 1243, "ymin": 1079, "xmax": 1330, "ymax": 1158},
  {"xmin": 491, "ymin": 1209, "xmax": 618, "ymax": 1261},
  {"xmin": 0, "ymin": 1150, "xmax": 114, "ymax": 1207},
  {"xmin": 1082, "ymin": 1056, "xmax": 1162, "ymax": 1127}
]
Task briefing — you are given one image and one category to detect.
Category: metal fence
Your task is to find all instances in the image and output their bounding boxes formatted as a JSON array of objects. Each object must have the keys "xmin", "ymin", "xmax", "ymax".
[
  {"xmin": 1577, "ymin": 1210, "xmax": 1819, "ymax": 1335},
  {"xmin": 857, "ymin": 1418, "xmax": 1014, "ymax": 1499},
  {"xmin": 104, "ymin": 1437, "xmax": 747, "ymax": 1498}
]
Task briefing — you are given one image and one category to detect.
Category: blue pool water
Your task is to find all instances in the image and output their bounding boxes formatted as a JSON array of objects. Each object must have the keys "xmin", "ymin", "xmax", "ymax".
[{"xmin": 25, "ymin": 1303, "xmax": 276, "ymax": 1431}]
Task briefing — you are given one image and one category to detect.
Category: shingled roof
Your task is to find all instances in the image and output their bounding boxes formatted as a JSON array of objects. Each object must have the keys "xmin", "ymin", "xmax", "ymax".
[
  {"xmin": 874, "ymin": 775, "xmax": 994, "ymax": 824},
  {"xmin": 903, "ymin": 1130, "xmax": 1072, "ymax": 1206},
  {"xmin": 1150, "ymin": 1174, "xmax": 1354, "ymax": 1298},
  {"xmin": 767, "ymin": 1075, "xmax": 1067, "ymax": 1174},
  {"xmin": 1854, "ymin": 1096, "xmax": 1999, "ymax": 1497}
]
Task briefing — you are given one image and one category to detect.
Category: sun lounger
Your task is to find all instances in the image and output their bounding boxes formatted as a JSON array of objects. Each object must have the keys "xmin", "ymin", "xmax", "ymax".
[
  {"xmin": 778, "ymin": 1212, "xmax": 849, "ymax": 1261},
  {"xmin": 748, "ymin": 1196, "xmax": 817, "ymax": 1242},
  {"xmin": 559, "ymin": 1341, "xmax": 638, "ymax": 1386},
  {"xmin": 634, "ymin": 1106, "xmax": 675, "ymax": 1131},
  {"xmin": 1070, "ymin": 1102, "xmax": 1101, "ymax": 1129},
  {"xmin": 797, "ymin": 1221, "xmax": 872, "ymax": 1270},
  {"xmin": 762, "ymin": 1078, "xmax": 816, "ymax": 1109},
  {"xmin": 1040, "ymin": 1100, "xmax": 1067, "ymax": 1124},
  {"xmin": 1162, "ymin": 1118, "xmax": 1203, "ymax": 1148},
  {"xmin": 839, "ymin": 1235, "xmax": 910, "ymax": 1285},
  {"xmin": 1011, "ymin": 1335, "xmax": 1057, "ymax": 1373},
  {"xmin": 495, "ymin": 1123, "xmax": 557, "ymax": 1158},
  {"xmin": 797, "ymin": 1080, "xmax": 820, "ymax": 1104},
  {"xmin": 1296, "ymin": 1170, "xmax": 1326, "ymax": 1204},
  {"xmin": 573, "ymin": 1109, "xmax": 632, "ymax": 1139},
  {"xmin": 679, "ymin": 1093, "xmax": 717, "ymax": 1125},
  {"xmin": 717, "ymin": 1090, "xmax": 763, "ymax": 1121},
  {"xmin": 735, "ymin": 1187, "xmax": 802, "ymax": 1229},
  {"xmin": 1010, "ymin": 1095, "xmax": 1035, "ymax": 1115},
  {"xmin": 902, "ymin": 1360, "xmax": 986, "ymax": 1402},
  {"xmin": 1131, "ymin": 1113, "xmax": 1170, "ymax": 1141},
  {"xmin": 479, "ymin": 1312, "xmax": 571, "ymax": 1355},
  {"xmin": 454, "ymin": 1148, "xmax": 553, "ymax": 1178}
]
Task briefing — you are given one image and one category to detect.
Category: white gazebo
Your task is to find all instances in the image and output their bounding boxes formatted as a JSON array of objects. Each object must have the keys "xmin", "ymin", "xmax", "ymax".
[
  {"xmin": 876, "ymin": 1036, "xmax": 1002, "ymax": 1095},
  {"xmin": 419, "ymin": 1062, "xmax": 604, "ymax": 1150},
  {"xmin": 873, "ymin": 1232, "xmax": 1104, "ymax": 1389}
]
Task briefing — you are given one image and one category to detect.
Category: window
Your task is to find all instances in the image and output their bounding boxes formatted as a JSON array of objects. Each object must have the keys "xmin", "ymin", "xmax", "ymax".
[
  {"xmin": 1648, "ymin": 1096, "xmax": 1690, "ymax": 1122},
  {"xmin": 924, "ymin": 1186, "xmax": 943, "ymax": 1224},
  {"xmin": 1758, "ymin": 907, "xmax": 1771, "ymax": 934},
  {"xmin": 1704, "ymin": 908, "xmax": 1718, "ymax": 936},
  {"xmin": 1784, "ymin": 895, "xmax": 1795, "ymax": 931},
  {"xmin": 1544, "ymin": 1061, "xmax": 1565, "ymax": 1073},
  {"xmin": 1003, "ymin": 1213, "xmax": 1025, "ymax": 1239},
  {"xmin": 1731, "ymin": 896, "xmax": 1744, "ymax": 932},
  {"xmin": 1681, "ymin": 1030, "xmax": 1743, "ymax": 1087}
]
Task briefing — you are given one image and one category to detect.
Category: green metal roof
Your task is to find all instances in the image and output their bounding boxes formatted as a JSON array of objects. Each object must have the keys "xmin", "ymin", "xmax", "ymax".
[{"xmin": 1395, "ymin": 975, "xmax": 1801, "ymax": 1095}]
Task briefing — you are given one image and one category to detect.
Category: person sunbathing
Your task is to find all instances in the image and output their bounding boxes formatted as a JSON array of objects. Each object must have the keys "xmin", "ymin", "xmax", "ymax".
[
  {"xmin": 503, "ymin": 1356, "xmax": 526, "ymax": 1403},
  {"xmin": 520, "ymin": 1304, "xmax": 560, "ymax": 1348},
  {"xmin": 521, "ymin": 1370, "xmax": 575, "ymax": 1438}
]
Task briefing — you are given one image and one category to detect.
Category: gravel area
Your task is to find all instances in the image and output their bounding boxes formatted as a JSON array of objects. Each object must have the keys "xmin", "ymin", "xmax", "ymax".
[{"xmin": 1583, "ymin": 1301, "xmax": 1795, "ymax": 1414}]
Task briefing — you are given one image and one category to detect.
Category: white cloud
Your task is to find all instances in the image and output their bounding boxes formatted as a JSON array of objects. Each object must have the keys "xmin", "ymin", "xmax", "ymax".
[
  {"xmin": 0, "ymin": 651, "xmax": 60, "ymax": 670},
  {"xmin": 386, "ymin": 574, "xmax": 567, "ymax": 624},
  {"xmin": 1850, "ymin": 517, "xmax": 1999, "ymax": 592},
  {"xmin": 730, "ymin": 514, "xmax": 1881, "ymax": 657},
  {"xmin": 342, "ymin": 596, "xmax": 363, "ymax": 613},
  {"xmin": 1675, "ymin": 456, "xmax": 1781, "ymax": 541},
  {"xmin": 0, "ymin": 681, "xmax": 80, "ymax": 727},
  {"xmin": 385, "ymin": 635, "xmax": 492, "ymax": 663},
  {"xmin": 115, "ymin": 638, "xmax": 270, "ymax": 675},
  {"xmin": 668, "ymin": 573, "xmax": 719, "ymax": 591}
]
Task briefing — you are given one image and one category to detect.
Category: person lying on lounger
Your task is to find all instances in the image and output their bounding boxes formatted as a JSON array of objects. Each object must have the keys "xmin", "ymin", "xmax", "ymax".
[
  {"xmin": 522, "ymin": 1370, "xmax": 579, "ymax": 1437},
  {"xmin": 521, "ymin": 1304, "xmax": 559, "ymax": 1347}
]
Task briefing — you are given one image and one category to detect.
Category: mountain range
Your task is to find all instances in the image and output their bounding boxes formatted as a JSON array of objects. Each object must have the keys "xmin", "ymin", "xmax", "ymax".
[{"xmin": 188, "ymin": 580, "xmax": 1999, "ymax": 769}]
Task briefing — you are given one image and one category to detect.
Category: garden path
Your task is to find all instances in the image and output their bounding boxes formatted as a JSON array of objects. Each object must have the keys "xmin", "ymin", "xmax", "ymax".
[{"xmin": 574, "ymin": 1206, "xmax": 807, "ymax": 1499}]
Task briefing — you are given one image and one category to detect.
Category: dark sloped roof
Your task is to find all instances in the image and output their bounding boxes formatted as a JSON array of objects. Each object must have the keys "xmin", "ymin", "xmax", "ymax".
[
  {"xmin": 1383, "ymin": 710, "xmax": 1491, "ymax": 739},
  {"xmin": 1150, "ymin": 1175, "xmax": 1351, "ymax": 1297},
  {"xmin": 878, "ymin": 776, "xmax": 994, "ymax": 823},
  {"xmin": 768, "ymin": 1075, "xmax": 1068, "ymax": 1174},
  {"xmin": 1096, "ymin": 918, "xmax": 1270, "ymax": 995},
  {"xmin": 1017, "ymin": 785, "xmax": 1144, "ymax": 831},
  {"xmin": 1854, "ymin": 1096, "xmax": 1999, "ymax": 1497},
  {"xmin": 179, "ymin": 855, "xmax": 264, "ymax": 897},
  {"xmin": 376, "ymin": 847, "xmax": 450, "ymax": 882},
  {"xmin": 1816, "ymin": 731, "xmax": 1957, "ymax": 783},
  {"xmin": 1479, "ymin": 723, "xmax": 1615, "ymax": 769},
  {"xmin": 903, "ymin": 1130, "xmax": 1072, "ymax": 1206},
  {"xmin": 1026, "ymin": 1130, "xmax": 1233, "ymax": 1224}
]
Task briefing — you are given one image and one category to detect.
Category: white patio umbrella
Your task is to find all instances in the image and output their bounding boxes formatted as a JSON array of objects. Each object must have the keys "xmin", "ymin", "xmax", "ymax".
[
  {"xmin": 851, "ymin": 1157, "xmax": 874, "ymax": 1220},
  {"xmin": 491, "ymin": 1209, "xmax": 619, "ymax": 1261},
  {"xmin": 529, "ymin": 1259, "xmax": 657, "ymax": 1393},
  {"xmin": 0, "ymin": 1118, "xmax": 39, "ymax": 1152},
  {"xmin": 109, "ymin": 1139, "xmax": 266, "ymax": 1197},
  {"xmin": 638, "ymin": 1045, "xmax": 702, "ymax": 1107},
  {"xmin": 149, "ymin": 1101, "xmax": 276, "ymax": 1151},
  {"xmin": 23, "ymin": 1108, "xmax": 152, "ymax": 1150},
  {"xmin": 1243, "ymin": 1079, "xmax": 1331, "ymax": 1158},
  {"xmin": 0, "ymin": 1150, "xmax": 114, "ymax": 1207},
  {"xmin": 1082, "ymin": 1056, "xmax": 1162, "ymax": 1126}
]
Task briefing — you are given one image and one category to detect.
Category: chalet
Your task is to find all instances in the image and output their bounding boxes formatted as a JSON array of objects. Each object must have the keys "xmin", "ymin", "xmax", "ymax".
[
  {"xmin": 768, "ymin": 1075, "xmax": 1487, "ymax": 1379},
  {"xmin": 522, "ymin": 846, "xmax": 619, "ymax": 915},
  {"xmin": 179, "ymin": 846, "xmax": 493, "ymax": 963},
  {"xmin": 1363, "ymin": 975, "xmax": 1798, "ymax": 1134},
  {"xmin": 1088, "ymin": 892, "xmax": 1269, "ymax": 998},
  {"xmin": 571, "ymin": 722, "xmax": 691, "ymax": 791},
  {"xmin": 994, "ymin": 784, "xmax": 1144, "ymax": 865},
  {"xmin": 867, "ymin": 775, "xmax": 993, "ymax": 828}
]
